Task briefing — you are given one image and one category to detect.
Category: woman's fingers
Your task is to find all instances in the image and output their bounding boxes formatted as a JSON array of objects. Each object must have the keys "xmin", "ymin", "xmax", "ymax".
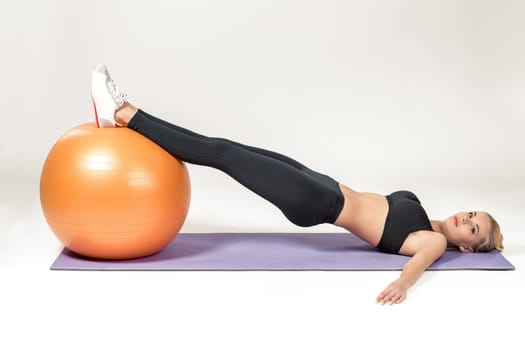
[
  {"xmin": 377, "ymin": 288, "xmax": 396, "ymax": 304},
  {"xmin": 376, "ymin": 288, "xmax": 391, "ymax": 303},
  {"xmin": 376, "ymin": 286, "xmax": 406, "ymax": 305}
]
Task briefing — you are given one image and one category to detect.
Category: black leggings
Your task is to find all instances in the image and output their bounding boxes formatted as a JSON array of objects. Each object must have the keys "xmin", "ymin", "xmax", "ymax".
[{"xmin": 128, "ymin": 109, "xmax": 345, "ymax": 227}]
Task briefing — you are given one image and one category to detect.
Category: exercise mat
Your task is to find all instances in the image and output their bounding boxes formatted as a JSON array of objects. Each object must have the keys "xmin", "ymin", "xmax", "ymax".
[{"xmin": 50, "ymin": 233, "xmax": 515, "ymax": 271}]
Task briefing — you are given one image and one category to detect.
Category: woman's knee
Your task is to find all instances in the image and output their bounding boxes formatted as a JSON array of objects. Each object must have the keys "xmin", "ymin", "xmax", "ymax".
[
  {"xmin": 209, "ymin": 138, "xmax": 237, "ymax": 157},
  {"xmin": 206, "ymin": 138, "xmax": 234, "ymax": 163}
]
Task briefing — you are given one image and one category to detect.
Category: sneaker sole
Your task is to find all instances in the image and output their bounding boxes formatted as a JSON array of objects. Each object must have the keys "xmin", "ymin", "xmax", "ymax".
[
  {"xmin": 92, "ymin": 97, "xmax": 122, "ymax": 128},
  {"xmin": 92, "ymin": 97, "xmax": 102, "ymax": 128}
]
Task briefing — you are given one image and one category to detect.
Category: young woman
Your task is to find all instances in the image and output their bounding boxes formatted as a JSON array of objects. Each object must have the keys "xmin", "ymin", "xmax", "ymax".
[{"xmin": 91, "ymin": 64, "xmax": 504, "ymax": 305}]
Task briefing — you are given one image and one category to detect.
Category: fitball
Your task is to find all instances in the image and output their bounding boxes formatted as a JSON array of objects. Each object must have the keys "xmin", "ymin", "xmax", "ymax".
[{"xmin": 40, "ymin": 122, "xmax": 191, "ymax": 260}]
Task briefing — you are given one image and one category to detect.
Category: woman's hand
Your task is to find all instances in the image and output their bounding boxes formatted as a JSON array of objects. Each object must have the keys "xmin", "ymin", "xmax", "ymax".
[{"xmin": 376, "ymin": 279, "xmax": 408, "ymax": 305}]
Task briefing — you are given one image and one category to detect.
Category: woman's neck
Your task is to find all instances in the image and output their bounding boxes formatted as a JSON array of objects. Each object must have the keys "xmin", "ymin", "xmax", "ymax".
[
  {"xmin": 430, "ymin": 220, "xmax": 444, "ymax": 233},
  {"xmin": 431, "ymin": 220, "xmax": 455, "ymax": 248}
]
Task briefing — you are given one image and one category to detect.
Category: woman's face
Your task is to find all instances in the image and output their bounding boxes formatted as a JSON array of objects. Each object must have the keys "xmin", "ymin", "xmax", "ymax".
[{"xmin": 444, "ymin": 211, "xmax": 491, "ymax": 252}]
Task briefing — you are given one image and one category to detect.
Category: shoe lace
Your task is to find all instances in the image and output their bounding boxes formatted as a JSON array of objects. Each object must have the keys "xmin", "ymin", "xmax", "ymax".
[{"xmin": 106, "ymin": 79, "xmax": 127, "ymax": 107}]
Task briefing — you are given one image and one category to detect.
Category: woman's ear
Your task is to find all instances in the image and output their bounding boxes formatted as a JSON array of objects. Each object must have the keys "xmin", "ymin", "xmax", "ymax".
[{"xmin": 459, "ymin": 245, "xmax": 474, "ymax": 253}]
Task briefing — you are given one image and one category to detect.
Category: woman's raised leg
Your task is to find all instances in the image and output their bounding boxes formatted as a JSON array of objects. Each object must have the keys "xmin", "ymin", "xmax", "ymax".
[
  {"xmin": 117, "ymin": 104, "xmax": 308, "ymax": 171},
  {"xmin": 115, "ymin": 103, "xmax": 344, "ymax": 227}
]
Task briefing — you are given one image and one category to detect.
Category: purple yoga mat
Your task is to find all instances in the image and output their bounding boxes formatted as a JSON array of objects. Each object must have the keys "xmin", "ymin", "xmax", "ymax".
[{"xmin": 50, "ymin": 233, "xmax": 514, "ymax": 271}]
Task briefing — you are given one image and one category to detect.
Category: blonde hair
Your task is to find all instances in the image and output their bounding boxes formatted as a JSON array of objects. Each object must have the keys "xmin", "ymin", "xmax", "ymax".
[{"xmin": 475, "ymin": 213, "xmax": 504, "ymax": 252}]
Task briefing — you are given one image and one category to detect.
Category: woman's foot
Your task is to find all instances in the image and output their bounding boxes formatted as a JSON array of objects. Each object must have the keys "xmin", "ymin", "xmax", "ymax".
[{"xmin": 91, "ymin": 64, "xmax": 127, "ymax": 128}]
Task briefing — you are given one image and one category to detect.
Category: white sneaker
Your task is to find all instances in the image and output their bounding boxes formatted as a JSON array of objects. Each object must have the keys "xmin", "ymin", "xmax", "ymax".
[{"xmin": 91, "ymin": 64, "xmax": 127, "ymax": 128}]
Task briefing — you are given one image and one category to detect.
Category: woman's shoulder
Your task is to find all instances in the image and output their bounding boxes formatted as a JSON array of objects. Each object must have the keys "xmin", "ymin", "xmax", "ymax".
[{"xmin": 399, "ymin": 230, "xmax": 447, "ymax": 256}]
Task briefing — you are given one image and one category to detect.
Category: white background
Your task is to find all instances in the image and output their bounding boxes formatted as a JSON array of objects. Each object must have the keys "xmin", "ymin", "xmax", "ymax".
[{"xmin": 1, "ymin": 1, "xmax": 524, "ymax": 349}]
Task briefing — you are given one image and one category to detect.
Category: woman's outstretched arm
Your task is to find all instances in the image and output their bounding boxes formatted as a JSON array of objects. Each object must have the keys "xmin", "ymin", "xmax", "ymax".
[{"xmin": 376, "ymin": 231, "xmax": 447, "ymax": 305}]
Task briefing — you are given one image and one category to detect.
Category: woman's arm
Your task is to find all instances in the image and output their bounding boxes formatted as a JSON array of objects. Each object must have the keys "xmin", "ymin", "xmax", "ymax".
[{"xmin": 376, "ymin": 231, "xmax": 447, "ymax": 305}]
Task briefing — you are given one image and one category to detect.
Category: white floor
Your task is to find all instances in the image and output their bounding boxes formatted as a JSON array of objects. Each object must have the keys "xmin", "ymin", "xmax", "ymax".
[{"xmin": 1, "ymin": 170, "xmax": 524, "ymax": 350}]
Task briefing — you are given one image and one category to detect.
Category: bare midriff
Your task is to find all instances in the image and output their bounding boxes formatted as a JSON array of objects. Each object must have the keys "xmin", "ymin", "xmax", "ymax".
[{"xmin": 334, "ymin": 184, "xmax": 389, "ymax": 247}]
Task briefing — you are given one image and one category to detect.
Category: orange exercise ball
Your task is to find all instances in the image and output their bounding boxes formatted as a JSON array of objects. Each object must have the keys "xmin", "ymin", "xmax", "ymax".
[{"xmin": 40, "ymin": 122, "xmax": 191, "ymax": 260}]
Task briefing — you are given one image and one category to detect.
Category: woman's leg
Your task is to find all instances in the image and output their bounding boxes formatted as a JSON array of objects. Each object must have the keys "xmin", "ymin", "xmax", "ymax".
[
  {"xmin": 136, "ymin": 109, "xmax": 309, "ymax": 171},
  {"xmin": 117, "ymin": 104, "xmax": 344, "ymax": 227}
]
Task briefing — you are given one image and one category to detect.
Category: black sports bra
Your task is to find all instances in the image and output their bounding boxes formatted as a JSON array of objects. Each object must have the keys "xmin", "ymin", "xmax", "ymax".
[{"xmin": 377, "ymin": 190, "xmax": 433, "ymax": 254}]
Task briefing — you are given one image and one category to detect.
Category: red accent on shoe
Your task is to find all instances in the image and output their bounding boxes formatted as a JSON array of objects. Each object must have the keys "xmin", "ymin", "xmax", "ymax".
[{"xmin": 92, "ymin": 98, "xmax": 101, "ymax": 128}]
